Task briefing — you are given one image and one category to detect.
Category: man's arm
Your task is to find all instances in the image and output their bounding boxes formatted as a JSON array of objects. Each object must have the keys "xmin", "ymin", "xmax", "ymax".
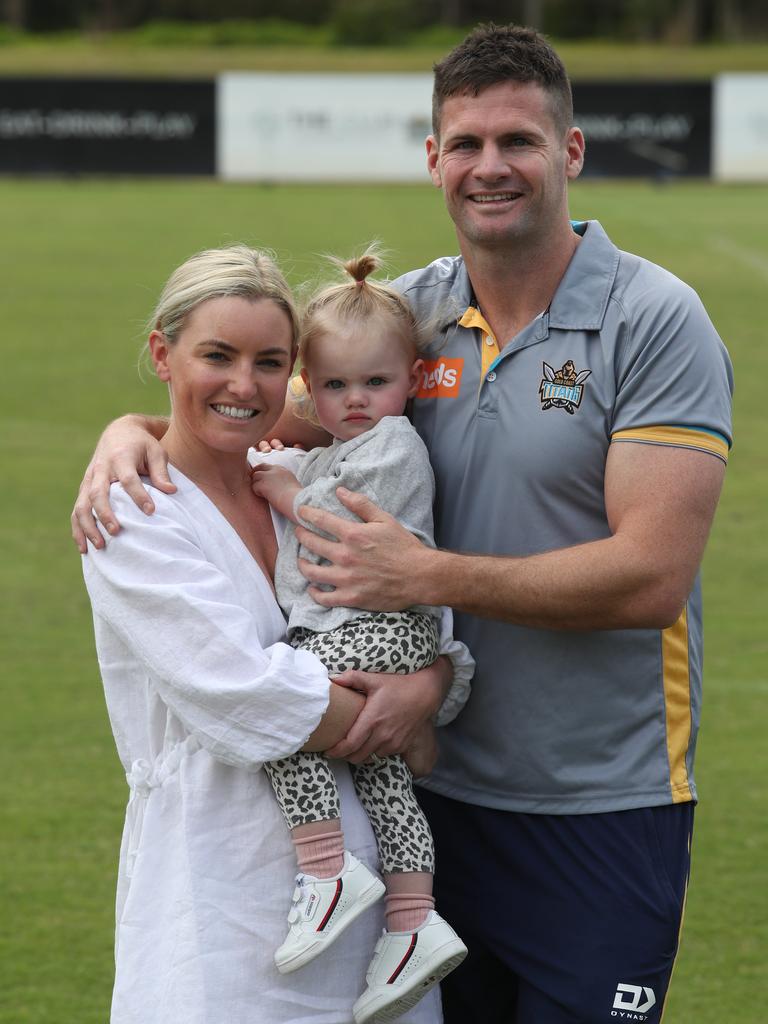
[
  {"xmin": 261, "ymin": 391, "xmax": 331, "ymax": 451},
  {"xmin": 293, "ymin": 443, "xmax": 727, "ymax": 631},
  {"xmin": 71, "ymin": 414, "xmax": 172, "ymax": 552},
  {"xmin": 72, "ymin": 381, "xmax": 329, "ymax": 553}
]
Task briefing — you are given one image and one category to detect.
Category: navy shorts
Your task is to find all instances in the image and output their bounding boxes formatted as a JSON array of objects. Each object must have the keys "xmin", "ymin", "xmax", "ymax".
[{"xmin": 417, "ymin": 788, "xmax": 693, "ymax": 1024}]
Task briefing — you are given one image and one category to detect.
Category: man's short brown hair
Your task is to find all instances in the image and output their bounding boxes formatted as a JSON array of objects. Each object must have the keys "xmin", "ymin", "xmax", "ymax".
[{"xmin": 432, "ymin": 23, "xmax": 573, "ymax": 137}]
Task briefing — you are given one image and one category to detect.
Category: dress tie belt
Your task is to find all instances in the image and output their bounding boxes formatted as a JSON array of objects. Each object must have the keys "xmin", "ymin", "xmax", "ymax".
[{"xmin": 124, "ymin": 736, "xmax": 201, "ymax": 875}]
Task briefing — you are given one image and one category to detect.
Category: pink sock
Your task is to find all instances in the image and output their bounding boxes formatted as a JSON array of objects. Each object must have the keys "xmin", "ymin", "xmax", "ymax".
[
  {"xmin": 385, "ymin": 893, "xmax": 435, "ymax": 933},
  {"xmin": 292, "ymin": 822, "xmax": 345, "ymax": 879}
]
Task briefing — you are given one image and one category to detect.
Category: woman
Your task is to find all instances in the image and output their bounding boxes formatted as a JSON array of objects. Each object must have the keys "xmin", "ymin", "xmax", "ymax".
[{"xmin": 81, "ymin": 245, "xmax": 462, "ymax": 1024}]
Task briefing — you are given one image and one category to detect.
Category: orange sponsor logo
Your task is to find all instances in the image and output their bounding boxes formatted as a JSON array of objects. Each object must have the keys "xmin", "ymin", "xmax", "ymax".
[{"xmin": 417, "ymin": 358, "xmax": 463, "ymax": 399}]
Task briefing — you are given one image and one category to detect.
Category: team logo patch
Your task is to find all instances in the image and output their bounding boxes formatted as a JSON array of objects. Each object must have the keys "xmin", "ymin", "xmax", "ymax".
[
  {"xmin": 611, "ymin": 983, "xmax": 656, "ymax": 1019},
  {"xmin": 539, "ymin": 360, "xmax": 591, "ymax": 415},
  {"xmin": 417, "ymin": 358, "xmax": 463, "ymax": 399}
]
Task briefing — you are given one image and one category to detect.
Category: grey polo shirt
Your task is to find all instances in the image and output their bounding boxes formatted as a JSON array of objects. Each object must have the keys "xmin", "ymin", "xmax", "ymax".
[{"xmin": 397, "ymin": 220, "xmax": 733, "ymax": 814}]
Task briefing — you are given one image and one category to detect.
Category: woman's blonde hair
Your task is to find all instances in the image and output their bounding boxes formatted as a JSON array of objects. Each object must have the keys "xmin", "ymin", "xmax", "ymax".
[
  {"xmin": 148, "ymin": 244, "xmax": 299, "ymax": 349},
  {"xmin": 299, "ymin": 243, "xmax": 426, "ymax": 368}
]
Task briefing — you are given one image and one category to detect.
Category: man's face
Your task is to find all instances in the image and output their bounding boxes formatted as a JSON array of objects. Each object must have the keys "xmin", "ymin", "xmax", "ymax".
[{"xmin": 426, "ymin": 81, "xmax": 584, "ymax": 252}]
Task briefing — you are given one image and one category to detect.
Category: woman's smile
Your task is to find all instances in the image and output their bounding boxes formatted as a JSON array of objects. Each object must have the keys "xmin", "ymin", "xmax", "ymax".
[{"xmin": 210, "ymin": 403, "xmax": 259, "ymax": 421}]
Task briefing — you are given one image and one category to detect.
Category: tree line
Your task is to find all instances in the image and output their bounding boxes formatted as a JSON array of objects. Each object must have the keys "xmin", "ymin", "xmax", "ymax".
[{"xmin": 2, "ymin": 0, "xmax": 765, "ymax": 42}]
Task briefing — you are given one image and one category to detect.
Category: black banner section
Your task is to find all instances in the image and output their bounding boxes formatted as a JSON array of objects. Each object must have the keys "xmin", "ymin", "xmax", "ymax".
[
  {"xmin": 0, "ymin": 78, "xmax": 215, "ymax": 175},
  {"xmin": 573, "ymin": 81, "xmax": 712, "ymax": 178}
]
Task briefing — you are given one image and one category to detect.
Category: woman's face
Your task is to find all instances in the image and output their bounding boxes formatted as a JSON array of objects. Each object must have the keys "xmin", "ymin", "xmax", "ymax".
[{"xmin": 150, "ymin": 296, "xmax": 294, "ymax": 456}]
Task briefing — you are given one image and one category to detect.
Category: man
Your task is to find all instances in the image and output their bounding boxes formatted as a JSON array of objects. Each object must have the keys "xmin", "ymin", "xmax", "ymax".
[{"xmin": 73, "ymin": 25, "xmax": 733, "ymax": 1023}]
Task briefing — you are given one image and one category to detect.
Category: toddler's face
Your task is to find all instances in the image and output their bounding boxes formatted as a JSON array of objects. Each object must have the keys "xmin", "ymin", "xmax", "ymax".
[{"xmin": 303, "ymin": 324, "xmax": 422, "ymax": 442}]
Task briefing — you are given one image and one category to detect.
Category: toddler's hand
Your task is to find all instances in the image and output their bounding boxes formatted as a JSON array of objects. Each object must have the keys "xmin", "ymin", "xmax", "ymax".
[
  {"xmin": 251, "ymin": 464, "xmax": 301, "ymax": 519},
  {"xmin": 256, "ymin": 438, "xmax": 306, "ymax": 452}
]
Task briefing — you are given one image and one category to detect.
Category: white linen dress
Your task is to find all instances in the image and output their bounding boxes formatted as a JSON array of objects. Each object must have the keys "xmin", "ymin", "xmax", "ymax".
[{"xmin": 82, "ymin": 460, "xmax": 441, "ymax": 1024}]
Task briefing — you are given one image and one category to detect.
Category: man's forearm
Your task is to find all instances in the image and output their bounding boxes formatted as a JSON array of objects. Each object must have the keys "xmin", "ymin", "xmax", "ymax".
[
  {"xmin": 412, "ymin": 535, "xmax": 689, "ymax": 632},
  {"xmin": 116, "ymin": 413, "xmax": 169, "ymax": 443},
  {"xmin": 412, "ymin": 446, "xmax": 723, "ymax": 631},
  {"xmin": 298, "ymin": 446, "xmax": 725, "ymax": 633}
]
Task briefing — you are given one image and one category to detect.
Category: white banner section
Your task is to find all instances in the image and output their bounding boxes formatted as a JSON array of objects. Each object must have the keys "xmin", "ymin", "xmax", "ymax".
[
  {"xmin": 217, "ymin": 73, "xmax": 434, "ymax": 182},
  {"xmin": 713, "ymin": 74, "xmax": 768, "ymax": 181}
]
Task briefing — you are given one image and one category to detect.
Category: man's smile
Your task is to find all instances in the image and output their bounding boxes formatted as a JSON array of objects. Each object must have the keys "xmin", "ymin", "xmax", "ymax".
[{"xmin": 468, "ymin": 191, "xmax": 521, "ymax": 203}]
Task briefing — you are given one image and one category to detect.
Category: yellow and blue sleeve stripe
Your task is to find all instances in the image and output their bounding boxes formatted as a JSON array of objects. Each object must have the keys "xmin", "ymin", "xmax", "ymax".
[{"xmin": 611, "ymin": 425, "xmax": 730, "ymax": 463}]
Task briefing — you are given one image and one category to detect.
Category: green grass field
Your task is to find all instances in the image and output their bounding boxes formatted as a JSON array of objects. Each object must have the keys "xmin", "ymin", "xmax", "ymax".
[{"xmin": 1, "ymin": 177, "xmax": 766, "ymax": 1022}]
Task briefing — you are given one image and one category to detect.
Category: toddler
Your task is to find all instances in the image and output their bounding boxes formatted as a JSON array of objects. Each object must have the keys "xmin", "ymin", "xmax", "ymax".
[{"xmin": 252, "ymin": 249, "xmax": 471, "ymax": 1024}]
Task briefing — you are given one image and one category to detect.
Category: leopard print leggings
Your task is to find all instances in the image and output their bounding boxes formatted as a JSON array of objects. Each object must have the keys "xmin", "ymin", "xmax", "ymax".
[{"xmin": 263, "ymin": 611, "xmax": 439, "ymax": 874}]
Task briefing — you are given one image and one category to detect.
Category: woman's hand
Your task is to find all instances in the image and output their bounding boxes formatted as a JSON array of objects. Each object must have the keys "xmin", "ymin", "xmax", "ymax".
[
  {"xmin": 323, "ymin": 656, "xmax": 451, "ymax": 764},
  {"xmin": 71, "ymin": 415, "xmax": 173, "ymax": 552}
]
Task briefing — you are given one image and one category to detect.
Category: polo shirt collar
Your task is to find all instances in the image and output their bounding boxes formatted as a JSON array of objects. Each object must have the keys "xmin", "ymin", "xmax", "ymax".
[
  {"xmin": 548, "ymin": 220, "xmax": 620, "ymax": 331},
  {"xmin": 450, "ymin": 220, "xmax": 620, "ymax": 333},
  {"xmin": 441, "ymin": 257, "xmax": 474, "ymax": 329}
]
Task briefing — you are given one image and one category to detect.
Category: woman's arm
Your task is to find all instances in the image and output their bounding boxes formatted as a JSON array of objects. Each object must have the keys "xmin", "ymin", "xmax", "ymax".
[
  {"xmin": 303, "ymin": 684, "xmax": 364, "ymax": 752},
  {"xmin": 82, "ymin": 486, "xmax": 346, "ymax": 767}
]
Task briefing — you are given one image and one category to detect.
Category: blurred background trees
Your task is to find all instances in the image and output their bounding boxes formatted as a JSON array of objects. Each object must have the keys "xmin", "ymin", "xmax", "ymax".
[{"xmin": 1, "ymin": 0, "xmax": 765, "ymax": 41}]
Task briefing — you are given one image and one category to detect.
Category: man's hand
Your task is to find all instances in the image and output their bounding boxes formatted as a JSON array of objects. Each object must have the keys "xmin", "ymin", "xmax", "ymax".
[
  {"xmin": 251, "ymin": 463, "xmax": 301, "ymax": 520},
  {"xmin": 295, "ymin": 487, "xmax": 428, "ymax": 611},
  {"xmin": 71, "ymin": 415, "xmax": 173, "ymax": 553},
  {"xmin": 323, "ymin": 656, "xmax": 450, "ymax": 764}
]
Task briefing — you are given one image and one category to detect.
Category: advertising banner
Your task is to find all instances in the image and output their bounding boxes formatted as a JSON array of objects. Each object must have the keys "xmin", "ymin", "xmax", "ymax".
[
  {"xmin": 218, "ymin": 73, "xmax": 433, "ymax": 182},
  {"xmin": 0, "ymin": 75, "xmax": 728, "ymax": 181},
  {"xmin": 219, "ymin": 75, "xmax": 712, "ymax": 182},
  {"xmin": 573, "ymin": 81, "xmax": 712, "ymax": 178},
  {"xmin": 0, "ymin": 78, "xmax": 215, "ymax": 175},
  {"xmin": 713, "ymin": 74, "xmax": 768, "ymax": 181}
]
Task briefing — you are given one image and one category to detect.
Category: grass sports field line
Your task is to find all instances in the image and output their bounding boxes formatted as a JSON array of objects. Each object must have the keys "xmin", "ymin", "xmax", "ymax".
[
  {"xmin": 0, "ymin": 178, "xmax": 765, "ymax": 1023},
  {"xmin": 708, "ymin": 235, "xmax": 768, "ymax": 280}
]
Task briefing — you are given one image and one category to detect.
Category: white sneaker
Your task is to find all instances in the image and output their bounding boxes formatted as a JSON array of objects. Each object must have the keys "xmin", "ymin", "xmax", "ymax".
[
  {"xmin": 352, "ymin": 911, "xmax": 467, "ymax": 1024},
  {"xmin": 274, "ymin": 852, "xmax": 385, "ymax": 974}
]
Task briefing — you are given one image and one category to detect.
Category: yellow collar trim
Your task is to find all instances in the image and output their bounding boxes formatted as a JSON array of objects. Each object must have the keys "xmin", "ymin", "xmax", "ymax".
[{"xmin": 459, "ymin": 306, "xmax": 500, "ymax": 378}]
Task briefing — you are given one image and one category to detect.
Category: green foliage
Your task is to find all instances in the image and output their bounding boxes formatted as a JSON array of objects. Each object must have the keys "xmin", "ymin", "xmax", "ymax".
[
  {"xmin": 402, "ymin": 23, "xmax": 468, "ymax": 49},
  {"xmin": 330, "ymin": 0, "xmax": 426, "ymax": 46},
  {"xmin": 0, "ymin": 178, "xmax": 766, "ymax": 1023},
  {"xmin": 2, "ymin": 0, "xmax": 767, "ymax": 39},
  {"xmin": 3, "ymin": 1, "xmax": 768, "ymax": 40},
  {"xmin": 1, "ymin": 28, "xmax": 767, "ymax": 76},
  {"xmin": 131, "ymin": 17, "xmax": 332, "ymax": 47},
  {"xmin": 0, "ymin": 24, "xmax": 20, "ymax": 44}
]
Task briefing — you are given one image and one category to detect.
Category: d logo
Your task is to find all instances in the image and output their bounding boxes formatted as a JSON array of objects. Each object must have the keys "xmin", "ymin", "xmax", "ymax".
[{"xmin": 613, "ymin": 984, "xmax": 656, "ymax": 1013}]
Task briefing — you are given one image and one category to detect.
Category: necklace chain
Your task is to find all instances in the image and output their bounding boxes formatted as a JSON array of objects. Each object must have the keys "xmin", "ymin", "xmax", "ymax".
[{"xmin": 178, "ymin": 465, "xmax": 251, "ymax": 499}]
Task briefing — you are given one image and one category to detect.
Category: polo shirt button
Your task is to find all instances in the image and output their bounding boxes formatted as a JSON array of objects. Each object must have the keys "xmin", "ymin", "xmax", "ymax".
[
  {"xmin": 486, "ymin": 371, "xmax": 497, "ymax": 382},
  {"xmin": 485, "ymin": 337, "xmax": 495, "ymax": 346}
]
